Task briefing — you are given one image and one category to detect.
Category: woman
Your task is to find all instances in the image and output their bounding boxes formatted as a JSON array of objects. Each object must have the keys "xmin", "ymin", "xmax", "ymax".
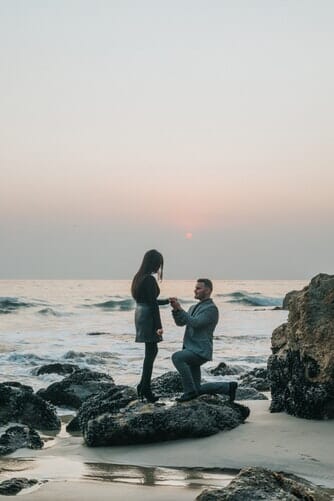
[{"xmin": 131, "ymin": 249, "xmax": 169, "ymax": 402}]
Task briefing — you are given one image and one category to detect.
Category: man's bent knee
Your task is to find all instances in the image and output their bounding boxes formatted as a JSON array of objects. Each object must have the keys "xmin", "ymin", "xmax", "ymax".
[{"xmin": 172, "ymin": 351, "xmax": 183, "ymax": 365}]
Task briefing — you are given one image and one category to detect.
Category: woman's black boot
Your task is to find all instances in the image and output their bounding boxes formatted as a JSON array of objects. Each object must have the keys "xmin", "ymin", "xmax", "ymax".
[
  {"xmin": 141, "ymin": 387, "xmax": 159, "ymax": 403},
  {"xmin": 137, "ymin": 382, "xmax": 144, "ymax": 401}
]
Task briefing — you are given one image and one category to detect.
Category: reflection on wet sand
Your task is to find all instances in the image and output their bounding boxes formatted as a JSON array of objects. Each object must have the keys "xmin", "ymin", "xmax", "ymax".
[
  {"xmin": 0, "ymin": 456, "xmax": 236, "ymax": 490},
  {"xmin": 84, "ymin": 462, "xmax": 237, "ymax": 489}
]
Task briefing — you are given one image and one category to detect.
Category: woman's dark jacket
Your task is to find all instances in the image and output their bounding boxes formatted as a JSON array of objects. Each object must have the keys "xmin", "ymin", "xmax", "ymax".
[{"xmin": 133, "ymin": 274, "xmax": 169, "ymax": 343}]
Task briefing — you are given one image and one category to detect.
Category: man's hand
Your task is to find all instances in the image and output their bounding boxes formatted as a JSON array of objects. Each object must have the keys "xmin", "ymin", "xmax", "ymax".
[
  {"xmin": 169, "ymin": 297, "xmax": 182, "ymax": 311},
  {"xmin": 156, "ymin": 328, "xmax": 163, "ymax": 337}
]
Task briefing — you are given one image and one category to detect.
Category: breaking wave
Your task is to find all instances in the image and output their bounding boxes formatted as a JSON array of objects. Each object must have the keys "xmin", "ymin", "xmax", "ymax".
[
  {"xmin": 37, "ymin": 308, "xmax": 64, "ymax": 316},
  {"xmin": 0, "ymin": 297, "xmax": 34, "ymax": 314},
  {"xmin": 217, "ymin": 291, "xmax": 283, "ymax": 307},
  {"xmin": 92, "ymin": 299, "xmax": 135, "ymax": 311},
  {"xmin": 64, "ymin": 350, "xmax": 119, "ymax": 365},
  {"xmin": 5, "ymin": 352, "xmax": 51, "ymax": 365}
]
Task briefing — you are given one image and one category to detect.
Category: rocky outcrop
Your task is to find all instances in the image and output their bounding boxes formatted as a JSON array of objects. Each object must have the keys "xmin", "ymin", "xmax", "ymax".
[
  {"xmin": 66, "ymin": 385, "xmax": 137, "ymax": 432},
  {"xmin": 37, "ymin": 369, "xmax": 115, "ymax": 409},
  {"xmin": 0, "ymin": 425, "xmax": 43, "ymax": 456},
  {"xmin": 0, "ymin": 382, "xmax": 61, "ymax": 430},
  {"xmin": 268, "ymin": 273, "xmax": 334, "ymax": 419},
  {"xmin": 83, "ymin": 394, "xmax": 250, "ymax": 446},
  {"xmin": 282, "ymin": 290, "xmax": 299, "ymax": 310},
  {"xmin": 196, "ymin": 466, "xmax": 331, "ymax": 500},
  {"xmin": 0, "ymin": 478, "xmax": 40, "ymax": 495}
]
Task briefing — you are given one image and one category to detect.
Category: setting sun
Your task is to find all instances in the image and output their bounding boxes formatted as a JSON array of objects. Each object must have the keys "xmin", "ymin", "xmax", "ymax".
[{"xmin": 185, "ymin": 232, "xmax": 193, "ymax": 240}]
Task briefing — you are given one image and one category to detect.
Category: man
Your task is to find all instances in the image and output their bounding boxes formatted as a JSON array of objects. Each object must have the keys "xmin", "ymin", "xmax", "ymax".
[{"xmin": 170, "ymin": 278, "xmax": 237, "ymax": 402}]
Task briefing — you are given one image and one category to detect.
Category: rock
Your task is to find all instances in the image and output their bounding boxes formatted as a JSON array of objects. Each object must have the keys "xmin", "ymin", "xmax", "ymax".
[
  {"xmin": 0, "ymin": 382, "xmax": 61, "ymax": 431},
  {"xmin": 66, "ymin": 385, "xmax": 137, "ymax": 432},
  {"xmin": 0, "ymin": 477, "xmax": 39, "ymax": 495},
  {"xmin": 209, "ymin": 362, "xmax": 245, "ymax": 376},
  {"xmin": 37, "ymin": 369, "xmax": 115, "ymax": 409},
  {"xmin": 151, "ymin": 371, "xmax": 183, "ymax": 396},
  {"xmin": 270, "ymin": 323, "xmax": 288, "ymax": 354},
  {"xmin": 196, "ymin": 466, "xmax": 331, "ymax": 500},
  {"xmin": 150, "ymin": 370, "xmax": 267, "ymax": 400},
  {"xmin": 268, "ymin": 274, "xmax": 334, "ymax": 419},
  {"xmin": 282, "ymin": 290, "xmax": 299, "ymax": 310},
  {"xmin": 0, "ymin": 425, "xmax": 43, "ymax": 456},
  {"xmin": 33, "ymin": 363, "xmax": 80, "ymax": 376},
  {"xmin": 83, "ymin": 394, "xmax": 250, "ymax": 446},
  {"xmin": 86, "ymin": 332, "xmax": 111, "ymax": 336},
  {"xmin": 240, "ymin": 368, "xmax": 270, "ymax": 391},
  {"xmin": 235, "ymin": 387, "xmax": 268, "ymax": 400}
]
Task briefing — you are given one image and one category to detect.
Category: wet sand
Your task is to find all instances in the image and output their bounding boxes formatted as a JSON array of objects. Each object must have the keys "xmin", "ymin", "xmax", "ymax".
[{"xmin": 2, "ymin": 400, "xmax": 334, "ymax": 499}]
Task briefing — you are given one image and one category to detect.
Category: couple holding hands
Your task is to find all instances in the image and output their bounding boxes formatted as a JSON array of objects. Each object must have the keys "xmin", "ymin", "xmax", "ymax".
[{"xmin": 131, "ymin": 249, "xmax": 237, "ymax": 403}]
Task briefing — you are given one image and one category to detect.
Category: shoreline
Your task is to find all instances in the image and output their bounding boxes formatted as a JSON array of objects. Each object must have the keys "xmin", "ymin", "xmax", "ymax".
[{"xmin": 2, "ymin": 399, "xmax": 334, "ymax": 499}]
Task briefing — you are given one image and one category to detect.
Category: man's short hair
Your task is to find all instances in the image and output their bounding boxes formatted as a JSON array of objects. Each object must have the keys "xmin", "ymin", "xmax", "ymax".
[{"xmin": 197, "ymin": 278, "xmax": 213, "ymax": 291}]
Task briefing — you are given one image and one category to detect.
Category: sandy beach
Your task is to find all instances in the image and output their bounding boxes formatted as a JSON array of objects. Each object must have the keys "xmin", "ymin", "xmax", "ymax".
[{"xmin": 1, "ymin": 399, "xmax": 333, "ymax": 499}]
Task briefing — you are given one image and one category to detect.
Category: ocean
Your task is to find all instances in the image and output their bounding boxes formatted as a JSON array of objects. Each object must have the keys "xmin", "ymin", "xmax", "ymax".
[{"xmin": 0, "ymin": 279, "xmax": 307, "ymax": 400}]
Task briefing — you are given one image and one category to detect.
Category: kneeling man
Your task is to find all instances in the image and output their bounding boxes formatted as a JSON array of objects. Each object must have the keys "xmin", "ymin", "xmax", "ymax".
[{"xmin": 171, "ymin": 278, "xmax": 237, "ymax": 402}]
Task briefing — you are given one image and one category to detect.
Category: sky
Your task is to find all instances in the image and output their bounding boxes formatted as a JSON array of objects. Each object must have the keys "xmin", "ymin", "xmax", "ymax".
[{"xmin": 1, "ymin": 1, "xmax": 333, "ymax": 279}]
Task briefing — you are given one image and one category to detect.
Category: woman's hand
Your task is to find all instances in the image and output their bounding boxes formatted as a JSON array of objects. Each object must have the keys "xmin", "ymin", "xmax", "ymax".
[
  {"xmin": 156, "ymin": 328, "xmax": 163, "ymax": 337},
  {"xmin": 169, "ymin": 297, "xmax": 181, "ymax": 310}
]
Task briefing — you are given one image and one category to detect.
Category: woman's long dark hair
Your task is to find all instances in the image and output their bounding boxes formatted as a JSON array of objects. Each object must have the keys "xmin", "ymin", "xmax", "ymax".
[{"xmin": 131, "ymin": 249, "xmax": 164, "ymax": 299}]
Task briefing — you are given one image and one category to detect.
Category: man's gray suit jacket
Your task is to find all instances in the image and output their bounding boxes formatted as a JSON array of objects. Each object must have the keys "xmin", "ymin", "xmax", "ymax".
[{"xmin": 172, "ymin": 298, "xmax": 219, "ymax": 361}]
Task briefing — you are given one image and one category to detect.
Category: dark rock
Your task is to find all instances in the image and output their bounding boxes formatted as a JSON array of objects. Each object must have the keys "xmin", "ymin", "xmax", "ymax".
[
  {"xmin": 151, "ymin": 371, "xmax": 183, "ymax": 396},
  {"xmin": 0, "ymin": 426, "xmax": 43, "ymax": 456},
  {"xmin": 65, "ymin": 415, "xmax": 81, "ymax": 432},
  {"xmin": 235, "ymin": 387, "xmax": 268, "ymax": 400},
  {"xmin": 269, "ymin": 323, "xmax": 287, "ymax": 355},
  {"xmin": 66, "ymin": 385, "xmax": 137, "ymax": 432},
  {"xmin": 0, "ymin": 477, "xmax": 39, "ymax": 495},
  {"xmin": 268, "ymin": 350, "xmax": 331, "ymax": 417},
  {"xmin": 196, "ymin": 466, "xmax": 331, "ymax": 500},
  {"xmin": 83, "ymin": 394, "xmax": 250, "ymax": 446},
  {"xmin": 33, "ymin": 363, "xmax": 80, "ymax": 376},
  {"xmin": 282, "ymin": 290, "xmax": 299, "ymax": 310},
  {"xmin": 150, "ymin": 370, "xmax": 267, "ymax": 400},
  {"xmin": 240, "ymin": 368, "xmax": 270, "ymax": 391},
  {"xmin": 229, "ymin": 401, "xmax": 250, "ymax": 421},
  {"xmin": 37, "ymin": 368, "xmax": 115, "ymax": 409},
  {"xmin": 0, "ymin": 382, "xmax": 61, "ymax": 431},
  {"xmin": 268, "ymin": 273, "xmax": 334, "ymax": 419},
  {"xmin": 209, "ymin": 362, "xmax": 245, "ymax": 376},
  {"xmin": 86, "ymin": 332, "xmax": 111, "ymax": 336}
]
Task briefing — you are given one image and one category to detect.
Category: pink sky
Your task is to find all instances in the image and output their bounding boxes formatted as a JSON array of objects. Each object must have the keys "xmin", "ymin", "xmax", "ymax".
[{"xmin": 1, "ymin": 2, "xmax": 333, "ymax": 278}]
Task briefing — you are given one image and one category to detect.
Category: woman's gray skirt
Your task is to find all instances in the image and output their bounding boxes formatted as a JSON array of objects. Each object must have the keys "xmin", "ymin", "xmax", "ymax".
[{"xmin": 135, "ymin": 303, "xmax": 162, "ymax": 343}]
